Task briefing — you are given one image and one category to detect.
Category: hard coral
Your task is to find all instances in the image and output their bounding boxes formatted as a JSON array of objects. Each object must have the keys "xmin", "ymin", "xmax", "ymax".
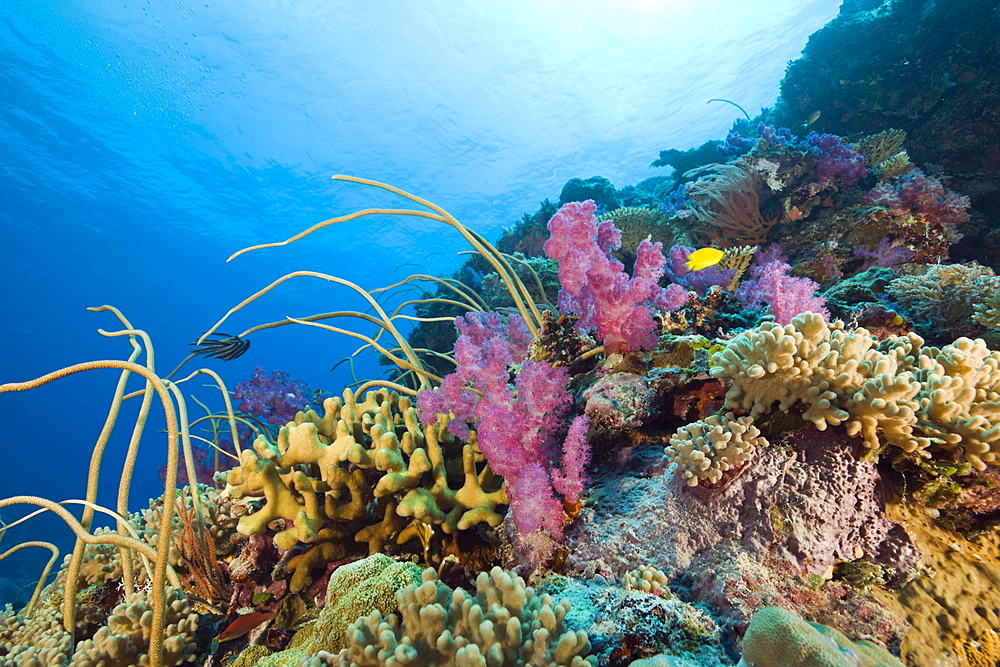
[
  {"xmin": 710, "ymin": 312, "xmax": 1000, "ymax": 471},
  {"xmin": 886, "ymin": 262, "xmax": 1000, "ymax": 342},
  {"xmin": 739, "ymin": 606, "xmax": 903, "ymax": 667},
  {"xmin": 664, "ymin": 413, "xmax": 766, "ymax": 487},
  {"xmin": 225, "ymin": 388, "xmax": 507, "ymax": 590},
  {"xmin": 338, "ymin": 566, "xmax": 597, "ymax": 666}
]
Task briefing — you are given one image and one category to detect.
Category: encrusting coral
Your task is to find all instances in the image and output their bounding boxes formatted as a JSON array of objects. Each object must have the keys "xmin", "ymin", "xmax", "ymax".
[{"xmin": 738, "ymin": 606, "xmax": 903, "ymax": 667}]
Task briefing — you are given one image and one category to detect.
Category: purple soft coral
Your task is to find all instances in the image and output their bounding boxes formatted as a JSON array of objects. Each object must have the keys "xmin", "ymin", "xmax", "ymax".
[
  {"xmin": 799, "ymin": 132, "xmax": 870, "ymax": 186},
  {"xmin": 544, "ymin": 199, "xmax": 679, "ymax": 354},
  {"xmin": 862, "ymin": 168, "xmax": 971, "ymax": 227},
  {"xmin": 233, "ymin": 367, "xmax": 311, "ymax": 427}
]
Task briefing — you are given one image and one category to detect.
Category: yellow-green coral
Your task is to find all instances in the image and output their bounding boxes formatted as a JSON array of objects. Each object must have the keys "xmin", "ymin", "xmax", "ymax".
[
  {"xmin": 739, "ymin": 606, "xmax": 903, "ymax": 667},
  {"xmin": 70, "ymin": 587, "xmax": 199, "ymax": 667},
  {"xmin": 242, "ymin": 554, "xmax": 424, "ymax": 665},
  {"xmin": 887, "ymin": 263, "xmax": 1000, "ymax": 337},
  {"xmin": 224, "ymin": 388, "xmax": 507, "ymax": 589},
  {"xmin": 622, "ymin": 565, "xmax": 671, "ymax": 597}
]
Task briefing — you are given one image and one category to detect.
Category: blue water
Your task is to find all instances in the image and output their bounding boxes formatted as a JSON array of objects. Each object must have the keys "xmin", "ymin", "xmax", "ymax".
[{"xmin": 0, "ymin": 0, "xmax": 839, "ymax": 605}]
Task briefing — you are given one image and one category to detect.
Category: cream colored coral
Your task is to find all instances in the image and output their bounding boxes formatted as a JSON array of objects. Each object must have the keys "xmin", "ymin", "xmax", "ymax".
[
  {"xmin": 338, "ymin": 566, "xmax": 596, "ymax": 667},
  {"xmin": 622, "ymin": 565, "xmax": 671, "ymax": 597},
  {"xmin": 665, "ymin": 413, "xmax": 765, "ymax": 486},
  {"xmin": 69, "ymin": 586, "xmax": 199, "ymax": 666},
  {"xmin": 711, "ymin": 312, "xmax": 1000, "ymax": 469},
  {"xmin": 0, "ymin": 592, "xmax": 74, "ymax": 666},
  {"xmin": 973, "ymin": 292, "xmax": 1000, "ymax": 329}
]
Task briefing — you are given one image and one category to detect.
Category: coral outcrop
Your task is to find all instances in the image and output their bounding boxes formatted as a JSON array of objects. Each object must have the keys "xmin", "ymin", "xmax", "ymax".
[{"xmin": 710, "ymin": 312, "xmax": 1000, "ymax": 470}]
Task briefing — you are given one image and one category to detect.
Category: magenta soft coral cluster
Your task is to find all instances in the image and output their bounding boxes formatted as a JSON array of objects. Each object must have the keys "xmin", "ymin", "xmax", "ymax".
[
  {"xmin": 862, "ymin": 168, "xmax": 971, "ymax": 227},
  {"xmin": 233, "ymin": 366, "xmax": 311, "ymax": 427},
  {"xmin": 543, "ymin": 200, "xmax": 686, "ymax": 354},
  {"xmin": 736, "ymin": 246, "xmax": 829, "ymax": 325},
  {"xmin": 416, "ymin": 311, "xmax": 591, "ymax": 565},
  {"xmin": 416, "ymin": 311, "xmax": 531, "ymax": 439}
]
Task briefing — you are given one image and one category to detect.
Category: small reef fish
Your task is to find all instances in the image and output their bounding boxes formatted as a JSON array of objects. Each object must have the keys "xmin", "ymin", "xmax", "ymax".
[
  {"xmin": 685, "ymin": 247, "xmax": 725, "ymax": 272},
  {"xmin": 803, "ymin": 110, "xmax": 821, "ymax": 127},
  {"xmin": 216, "ymin": 611, "xmax": 277, "ymax": 642}
]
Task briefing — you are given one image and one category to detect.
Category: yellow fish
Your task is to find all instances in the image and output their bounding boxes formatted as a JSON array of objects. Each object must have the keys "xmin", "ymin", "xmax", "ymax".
[{"xmin": 685, "ymin": 247, "xmax": 725, "ymax": 272}]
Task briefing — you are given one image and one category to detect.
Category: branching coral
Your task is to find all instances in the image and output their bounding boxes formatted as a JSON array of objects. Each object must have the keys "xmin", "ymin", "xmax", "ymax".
[
  {"xmin": 225, "ymin": 387, "xmax": 508, "ymax": 590},
  {"xmin": 544, "ymin": 199, "xmax": 685, "ymax": 354},
  {"xmin": 337, "ymin": 566, "xmax": 597, "ymax": 666},
  {"xmin": 711, "ymin": 312, "xmax": 1000, "ymax": 470},
  {"xmin": 886, "ymin": 263, "xmax": 1000, "ymax": 341},
  {"xmin": 664, "ymin": 413, "xmax": 767, "ymax": 487}
]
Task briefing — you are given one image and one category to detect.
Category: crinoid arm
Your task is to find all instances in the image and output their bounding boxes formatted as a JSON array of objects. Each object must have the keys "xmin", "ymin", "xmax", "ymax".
[{"xmin": 189, "ymin": 332, "xmax": 250, "ymax": 361}]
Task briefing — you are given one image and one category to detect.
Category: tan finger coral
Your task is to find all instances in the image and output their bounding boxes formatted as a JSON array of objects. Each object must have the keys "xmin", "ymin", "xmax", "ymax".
[
  {"xmin": 622, "ymin": 565, "xmax": 671, "ymax": 597},
  {"xmin": 337, "ymin": 566, "xmax": 597, "ymax": 667},
  {"xmin": 665, "ymin": 413, "xmax": 766, "ymax": 487},
  {"xmin": 710, "ymin": 312, "xmax": 1000, "ymax": 470},
  {"xmin": 70, "ymin": 586, "xmax": 199, "ymax": 666}
]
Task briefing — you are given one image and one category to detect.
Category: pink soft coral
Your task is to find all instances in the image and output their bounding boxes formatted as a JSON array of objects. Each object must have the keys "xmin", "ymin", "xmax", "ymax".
[
  {"xmin": 544, "ymin": 200, "xmax": 679, "ymax": 354},
  {"xmin": 862, "ymin": 168, "xmax": 971, "ymax": 227},
  {"xmin": 416, "ymin": 310, "xmax": 593, "ymax": 568}
]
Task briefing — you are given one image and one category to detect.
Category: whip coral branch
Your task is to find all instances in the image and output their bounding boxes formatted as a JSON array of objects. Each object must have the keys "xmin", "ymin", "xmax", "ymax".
[
  {"xmin": 0, "ymin": 360, "xmax": 181, "ymax": 667},
  {"xmin": 225, "ymin": 174, "xmax": 543, "ymax": 335},
  {"xmin": 0, "ymin": 541, "xmax": 59, "ymax": 615}
]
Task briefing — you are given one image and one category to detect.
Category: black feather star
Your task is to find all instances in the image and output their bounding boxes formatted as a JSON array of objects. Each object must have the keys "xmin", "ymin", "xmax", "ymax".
[{"xmin": 189, "ymin": 333, "xmax": 250, "ymax": 361}]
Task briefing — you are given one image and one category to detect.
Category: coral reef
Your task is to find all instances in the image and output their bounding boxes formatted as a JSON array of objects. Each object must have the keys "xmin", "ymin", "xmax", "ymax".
[
  {"xmin": 225, "ymin": 387, "xmax": 507, "ymax": 591},
  {"xmin": 7, "ymin": 7, "xmax": 1000, "ymax": 664}
]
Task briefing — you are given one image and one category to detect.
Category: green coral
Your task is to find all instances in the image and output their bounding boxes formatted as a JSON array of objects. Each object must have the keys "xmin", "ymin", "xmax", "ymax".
[
  {"xmin": 242, "ymin": 554, "xmax": 424, "ymax": 665},
  {"xmin": 886, "ymin": 263, "xmax": 1000, "ymax": 341},
  {"xmin": 739, "ymin": 606, "xmax": 903, "ymax": 667},
  {"xmin": 559, "ymin": 176, "xmax": 622, "ymax": 213}
]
